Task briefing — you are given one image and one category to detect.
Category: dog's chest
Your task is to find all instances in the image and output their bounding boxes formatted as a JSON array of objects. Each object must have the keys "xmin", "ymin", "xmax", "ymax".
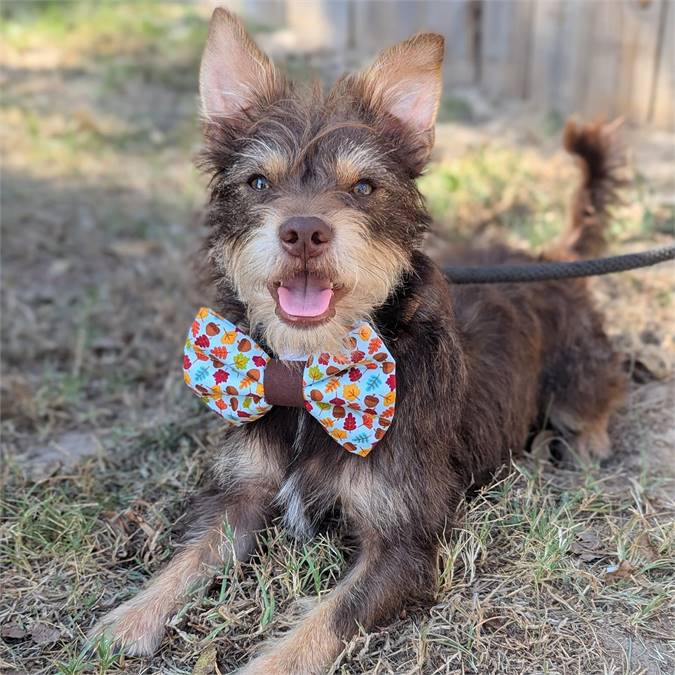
[{"xmin": 275, "ymin": 412, "xmax": 348, "ymax": 540}]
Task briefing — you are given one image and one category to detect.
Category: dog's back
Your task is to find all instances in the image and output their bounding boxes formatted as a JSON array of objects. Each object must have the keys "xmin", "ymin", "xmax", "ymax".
[{"xmin": 447, "ymin": 119, "xmax": 628, "ymax": 474}]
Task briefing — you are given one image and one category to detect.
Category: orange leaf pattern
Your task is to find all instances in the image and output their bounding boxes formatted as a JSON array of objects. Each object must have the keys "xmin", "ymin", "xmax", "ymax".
[
  {"xmin": 301, "ymin": 321, "xmax": 396, "ymax": 457},
  {"xmin": 183, "ymin": 307, "xmax": 271, "ymax": 426},
  {"xmin": 325, "ymin": 378, "xmax": 340, "ymax": 393}
]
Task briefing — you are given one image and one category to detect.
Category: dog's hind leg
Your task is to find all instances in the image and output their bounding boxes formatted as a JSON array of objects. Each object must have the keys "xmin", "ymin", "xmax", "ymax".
[
  {"xmin": 543, "ymin": 326, "xmax": 627, "ymax": 465},
  {"xmin": 86, "ymin": 432, "xmax": 281, "ymax": 656}
]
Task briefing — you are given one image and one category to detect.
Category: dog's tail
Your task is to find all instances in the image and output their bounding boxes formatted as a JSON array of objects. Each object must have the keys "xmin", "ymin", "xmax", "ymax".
[{"xmin": 559, "ymin": 118, "xmax": 628, "ymax": 258}]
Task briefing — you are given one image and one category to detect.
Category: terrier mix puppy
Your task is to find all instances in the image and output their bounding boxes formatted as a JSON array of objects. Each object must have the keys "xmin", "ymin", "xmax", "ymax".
[{"xmin": 89, "ymin": 9, "xmax": 627, "ymax": 673}]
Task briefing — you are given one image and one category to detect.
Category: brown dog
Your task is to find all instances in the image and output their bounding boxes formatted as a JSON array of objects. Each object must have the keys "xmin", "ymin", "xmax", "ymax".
[{"xmin": 88, "ymin": 9, "xmax": 627, "ymax": 673}]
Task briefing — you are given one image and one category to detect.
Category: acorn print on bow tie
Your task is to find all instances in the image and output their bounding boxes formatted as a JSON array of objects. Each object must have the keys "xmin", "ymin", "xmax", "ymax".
[{"xmin": 183, "ymin": 307, "xmax": 396, "ymax": 456}]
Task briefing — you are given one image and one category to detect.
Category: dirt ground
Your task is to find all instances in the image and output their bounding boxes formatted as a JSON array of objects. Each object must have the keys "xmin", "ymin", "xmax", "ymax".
[{"xmin": 1, "ymin": 3, "xmax": 673, "ymax": 674}]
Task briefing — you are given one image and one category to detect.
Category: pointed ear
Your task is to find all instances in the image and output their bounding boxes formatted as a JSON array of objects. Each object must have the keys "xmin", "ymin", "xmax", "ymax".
[
  {"xmin": 199, "ymin": 8, "xmax": 282, "ymax": 121},
  {"xmin": 358, "ymin": 33, "xmax": 444, "ymax": 162}
]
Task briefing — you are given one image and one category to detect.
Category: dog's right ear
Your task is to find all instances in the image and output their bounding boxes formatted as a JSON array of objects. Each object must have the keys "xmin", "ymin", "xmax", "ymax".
[
  {"xmin": 199, "ymin": 8, "xmax": 282, "ymax": 121},
  {"xmin": 341, "ymin": 32, "xmax": 444, "ymax": 172}
]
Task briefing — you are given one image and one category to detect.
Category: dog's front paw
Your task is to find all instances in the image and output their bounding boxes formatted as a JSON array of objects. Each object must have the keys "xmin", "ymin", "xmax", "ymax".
[{"xmin": 86, "ymin": 598, "xmax": 167, "ymax": 657}]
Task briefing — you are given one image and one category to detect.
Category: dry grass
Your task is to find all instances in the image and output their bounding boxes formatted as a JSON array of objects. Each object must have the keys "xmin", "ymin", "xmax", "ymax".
[{"xmin": 1, "ymin": 3, "xmax": 673, "ymax": 674}]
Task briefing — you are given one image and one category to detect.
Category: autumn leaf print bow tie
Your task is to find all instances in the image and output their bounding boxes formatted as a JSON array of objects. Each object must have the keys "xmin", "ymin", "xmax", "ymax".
[{"xmin": 183, "ymin": 307, "xmax": 396, "ymax": 457}]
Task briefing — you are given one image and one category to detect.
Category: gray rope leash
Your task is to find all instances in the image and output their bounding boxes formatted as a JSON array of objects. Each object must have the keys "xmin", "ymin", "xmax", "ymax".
[{"xmin": 444, "ymin": 245, "xmax": 675, "ymax": 284}]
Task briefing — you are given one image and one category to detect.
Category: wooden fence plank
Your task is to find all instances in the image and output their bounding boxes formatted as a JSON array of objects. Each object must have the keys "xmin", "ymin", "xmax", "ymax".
[
  {"xmin": 480, "ymin": 0, "xmax": 535, "ymax": 99},
  {"xmin": 351, "ymin": 0, "xmax": 477, "ymax": 85},
  {"xmin": 284, "ymin": 0, "xmax": 350, "ymax": 51},
  {"xmin": 578, "ymin": 0, "xmax": 625, "ymax": 119},
  {"xmin": 423, "ymin": 0, "xmax": 478, "ymax": 85},
  {"xmin": 529, "ymin": 0, "xmax": 596, "ymax": 116},
  {"xmin": 226, "ymin": 0, "xmax": 287, "ymax": 29},
  {"xmin": 351, "ymin": 0, "xmax": 425, "ymax": 55},
  {"xmin": 614, "ymin": 0, "xmax": 663, "ymax": 124},
  {"xmin": 651, "ymin": 0, "xmax": 674, "ymax": 130}
]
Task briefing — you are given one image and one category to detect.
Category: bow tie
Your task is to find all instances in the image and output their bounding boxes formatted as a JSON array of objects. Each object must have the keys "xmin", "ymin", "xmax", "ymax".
[{"xmin": 182, "ymin": 307, "xmax": 396, "ymax": 457}]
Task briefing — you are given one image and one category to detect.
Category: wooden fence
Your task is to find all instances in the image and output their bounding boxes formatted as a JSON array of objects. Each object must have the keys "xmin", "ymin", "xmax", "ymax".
[{"xmin": 227, "ymin": 0, "xmax": 674, "ymax": 131}]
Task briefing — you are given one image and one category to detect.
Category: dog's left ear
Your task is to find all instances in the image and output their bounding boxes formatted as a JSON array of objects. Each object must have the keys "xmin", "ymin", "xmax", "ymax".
[{"xmin": 357, "ymin": 33, "xmax": 444, "ymax": 167}]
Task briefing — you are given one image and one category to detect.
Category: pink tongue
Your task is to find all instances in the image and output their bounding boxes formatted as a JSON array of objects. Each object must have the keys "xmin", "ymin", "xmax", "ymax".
[{"xmin": 277, "ymin": 274, "xmax": 333, "ymax": 318}]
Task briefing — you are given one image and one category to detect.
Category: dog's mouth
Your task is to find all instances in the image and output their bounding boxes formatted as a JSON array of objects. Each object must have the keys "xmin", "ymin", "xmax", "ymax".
[{"xmin": 268, "ymin": 273, "xmax": 347, "ymax": 327}]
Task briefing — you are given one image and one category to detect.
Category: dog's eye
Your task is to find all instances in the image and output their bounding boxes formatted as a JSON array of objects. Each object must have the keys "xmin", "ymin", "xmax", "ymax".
[
  {"xmin": 352, "ymin": 180, "xmax": 374, "ymax": 196},
  {"xmin": 248, "ymin": 175, "xmax": 270, "ymax": 191}
]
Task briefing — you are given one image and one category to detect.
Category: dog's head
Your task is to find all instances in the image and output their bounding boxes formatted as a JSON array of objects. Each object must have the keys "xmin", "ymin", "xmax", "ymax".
[{"xmin": 199, "ymin": 9, "xmax": 443, "ymax": 356}]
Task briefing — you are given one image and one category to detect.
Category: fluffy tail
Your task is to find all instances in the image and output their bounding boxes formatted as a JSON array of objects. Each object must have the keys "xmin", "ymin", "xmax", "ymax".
[{"xmin": 560, "ymin": 118, "xmax": 628, "ymax": 258}]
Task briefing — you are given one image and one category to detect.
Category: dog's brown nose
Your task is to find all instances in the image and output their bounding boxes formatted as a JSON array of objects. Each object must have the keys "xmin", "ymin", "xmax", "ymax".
[{"xmin": 279, "ymin": 217, "xmax": 332, "ymax": 258}]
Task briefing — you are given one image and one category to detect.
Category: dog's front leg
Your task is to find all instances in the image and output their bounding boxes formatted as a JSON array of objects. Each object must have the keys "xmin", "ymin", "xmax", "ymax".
[
  {"xmin": 87, "ymin": 432, "xmax": 280, "ymax": 656},
  {"xmin": 239, "ymin": 529, "xmax": 435, "ymax": 675}
]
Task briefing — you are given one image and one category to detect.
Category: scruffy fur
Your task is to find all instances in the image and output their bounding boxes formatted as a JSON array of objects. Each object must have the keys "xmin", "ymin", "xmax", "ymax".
[{"xmin": 88, "ymin": 10, "xmax": 627, "ymax": 673}]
